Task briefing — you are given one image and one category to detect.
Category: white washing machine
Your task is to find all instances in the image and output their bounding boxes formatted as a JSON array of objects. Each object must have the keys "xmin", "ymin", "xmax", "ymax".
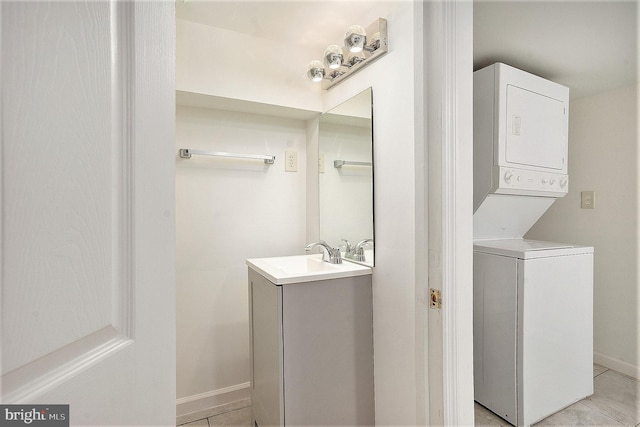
[
  {"xmin": 473, "ymin": 239, "xmax": 593, "ymax": 426},
  {"xmin": 473, "ymin": 64, "xmax": 594, "ymax": 426}
]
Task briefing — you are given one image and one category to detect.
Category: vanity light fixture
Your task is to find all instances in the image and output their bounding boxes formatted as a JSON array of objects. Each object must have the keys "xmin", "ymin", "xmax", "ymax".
[
  {"xmin": 307, "ymin": 18, "xmax": 388, "ymax": 89},
  {"xmin": 347, "ymin": 51, "xmax": 365, "ymax": 67},
  {"xmin": 323, "ymin": 44, "xmax": 344, "ymax": 69},
  {"xmin": 344, "ymin": 25, "xmax": 367, "ymax": 53},
  {"xmin": 307, "ymin": 60, "xmax": 325, "ymax": 82}
]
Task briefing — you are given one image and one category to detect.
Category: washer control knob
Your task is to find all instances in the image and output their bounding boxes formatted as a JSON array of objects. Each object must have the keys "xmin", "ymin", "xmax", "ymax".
[
  {"xmin": 560, "ymin": 177, "xmax": 568, "ymax": 188},
  {"xmin": 504, "ymin": 171, "xmax": 514, "ymax": 184},
  {"xmin": 542, "ymin": 177, "xmax": 548, "ymax": 184},
  {"xmin": 550, "ymin": 178, "xmax": 556, "ymax": 185}
]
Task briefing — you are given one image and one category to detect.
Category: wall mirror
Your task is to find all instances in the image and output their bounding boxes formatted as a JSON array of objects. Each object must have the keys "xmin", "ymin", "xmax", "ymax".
[{"xmin": 319, "ymin": 88, "xmax": 374, "ymax": 266}]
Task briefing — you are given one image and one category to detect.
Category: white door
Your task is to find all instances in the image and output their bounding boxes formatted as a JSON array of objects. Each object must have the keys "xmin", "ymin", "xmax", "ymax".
[{"xmin": 1, "ymin": 1, "xmax": 176, "ymax": 425}]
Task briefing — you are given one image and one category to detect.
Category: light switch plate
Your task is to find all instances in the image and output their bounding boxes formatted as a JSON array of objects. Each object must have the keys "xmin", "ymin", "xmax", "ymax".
[{"xmin": 581, "ymin": 191, "xmax": 595, "ymax": 209}]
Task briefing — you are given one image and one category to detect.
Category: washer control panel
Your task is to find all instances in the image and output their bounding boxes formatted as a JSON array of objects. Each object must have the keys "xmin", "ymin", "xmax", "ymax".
[{"xmin": 494, "ymin": 167, "xmax": 568, "ymax": 197}]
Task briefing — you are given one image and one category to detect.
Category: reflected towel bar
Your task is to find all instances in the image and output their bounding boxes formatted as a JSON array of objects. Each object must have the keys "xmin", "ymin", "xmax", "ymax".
[
  {"xmin": 334, "ymin": 160, "xmax": 372, "ymax": 168},
  {"xmin": 179, "ymin": 148, "xmax": 275, "ymax": 164}
]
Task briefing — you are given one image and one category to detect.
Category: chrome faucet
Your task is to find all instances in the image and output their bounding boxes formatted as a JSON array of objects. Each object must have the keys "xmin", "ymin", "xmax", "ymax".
[
  {"xmin": 305, "ymin": 241, "xmax": 342, "ymax": 264},
  {"xmin": 352, "ymin": 238, "xmax": 374, "ymax": 262},
  {"xmin": 341, "ymin": 239, "xmax": 354, "ymax": 258}
]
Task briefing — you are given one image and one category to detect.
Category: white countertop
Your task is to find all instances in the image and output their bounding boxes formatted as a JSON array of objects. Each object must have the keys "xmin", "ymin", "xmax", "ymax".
[{"xmin": 246, "ymin": 254, "xmax": 372, "ymax": 285}]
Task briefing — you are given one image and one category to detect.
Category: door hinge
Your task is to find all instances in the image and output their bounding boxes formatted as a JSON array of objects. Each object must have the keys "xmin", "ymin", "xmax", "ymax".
[{"xmin": 430, "ymin": 288, "xmax": 442, "ymax": 309}]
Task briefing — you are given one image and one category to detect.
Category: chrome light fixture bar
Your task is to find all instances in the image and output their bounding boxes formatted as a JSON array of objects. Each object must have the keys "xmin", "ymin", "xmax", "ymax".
[{"xmin": 307, "ymin": 18, "xmax": 388, "ymax": 89}]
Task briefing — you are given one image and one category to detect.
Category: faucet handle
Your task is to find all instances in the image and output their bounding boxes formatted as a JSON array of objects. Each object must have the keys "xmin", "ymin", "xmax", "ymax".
[
  {"xmin": 330, "ymin": 248, "xmax": 343, "ymax": 264},
  {"xmin": 355, "ymin": 238, "xmax": 374, "ymax": 249},
  {"xmin": 305, "ymin": 241, "xmax": 342, "ymax": 264},
  {"xmin": 352, "ymin": 238, "xmax": 372, "ymax": 262},
  {"xmin": 340, "ymin": 239, "xmax": 353, "ymax": 256}
]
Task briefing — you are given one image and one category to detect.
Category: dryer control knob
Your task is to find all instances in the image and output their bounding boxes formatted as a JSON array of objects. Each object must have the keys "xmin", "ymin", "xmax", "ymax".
[
  {"xmin": 504, "ymin": 171, "xmax": 514, "ymax": 184},
  {"xmin": 560, "ymin": 177, "xmax": 568, "ymax": 188},
  {"xmin": 542, "ymin": 178, "xmax": 548, "ymax": 184}
]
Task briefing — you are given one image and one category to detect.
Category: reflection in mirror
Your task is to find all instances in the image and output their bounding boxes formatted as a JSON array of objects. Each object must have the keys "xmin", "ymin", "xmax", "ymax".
[{"xmin": 319, "ymin": 88, "xmax": 374, "ymax": 266}]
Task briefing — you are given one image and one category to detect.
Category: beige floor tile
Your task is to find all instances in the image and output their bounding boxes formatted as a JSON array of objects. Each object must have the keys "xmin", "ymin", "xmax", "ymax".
[
  {"xmin": 475, "ymin": 403, "xmax": 510, "ymax": 426},
  {"xmin": 194, "ymin": 365, "xmax": 635, "ymax": 427},
  {"xmin": 179, "ymin": 418, "xmax": 209, "ymax": 427},
  {"xmin": 581, "ymin": 370, "xmax": 640, "ymax": 426},
  {"xmin": 533, "ymin": 401, "xmax": 625, "ymax": 426},
  {"xmin": 593, "ymin": 363, "xmax": 609, "ymax": 377},
  {"xmin": 177, "ymin": 399, "xmax": 250, "ymax": 426},
  {"xmin": 208, "ymin": 407, "xmax": 251, "ymax": 427}
]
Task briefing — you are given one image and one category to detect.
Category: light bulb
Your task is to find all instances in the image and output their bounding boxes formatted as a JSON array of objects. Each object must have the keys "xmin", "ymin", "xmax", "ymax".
[
  {"xmin": 323, "ymin": 45, "xmax": 343, "ymax": 70},
  {"xmin": 344, "ymin": 25, "xmax": 367, "ymax": 53},
  {"xmin": 307, "ymin": 60, "xmax": 325, "ymax": 82}
]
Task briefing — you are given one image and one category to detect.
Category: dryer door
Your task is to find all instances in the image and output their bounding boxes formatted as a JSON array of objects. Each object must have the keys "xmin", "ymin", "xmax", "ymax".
[{"xmin": 504, "ymin": 85, "xmax": 567, "ymax": 171}]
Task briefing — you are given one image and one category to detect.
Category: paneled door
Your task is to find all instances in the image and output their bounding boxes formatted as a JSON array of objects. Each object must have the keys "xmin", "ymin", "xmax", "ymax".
[{"xmin": 1, "ymin": 1, "xmax": 176, "ymax": 424}]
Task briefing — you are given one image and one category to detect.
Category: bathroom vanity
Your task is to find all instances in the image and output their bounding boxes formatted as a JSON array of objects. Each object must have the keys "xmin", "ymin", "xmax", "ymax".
[{"xmin": 246, "ymin": 254, "xmax": 374, "ymax": 426}]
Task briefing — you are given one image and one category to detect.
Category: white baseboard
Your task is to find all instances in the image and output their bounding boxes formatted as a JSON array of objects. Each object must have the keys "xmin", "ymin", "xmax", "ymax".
[
  {"xmin": 594, "ymin": 351, "xmax": 640, "ymax": 380},
  {"xmin": 176, "ymin": 382, "xmax": 251, "ymax": 425}
]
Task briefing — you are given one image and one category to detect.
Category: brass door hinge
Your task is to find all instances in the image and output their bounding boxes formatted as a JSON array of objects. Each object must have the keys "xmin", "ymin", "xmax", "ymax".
[{"xmin": 430, "ymin": 288, "xmax": 441, "ymax": 309}]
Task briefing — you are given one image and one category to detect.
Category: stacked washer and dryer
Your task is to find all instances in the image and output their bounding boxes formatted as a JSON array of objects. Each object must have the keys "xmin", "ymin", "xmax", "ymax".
[{"xmin": 473, "ymin": 63, "xmax": 594, "ymax": 426}]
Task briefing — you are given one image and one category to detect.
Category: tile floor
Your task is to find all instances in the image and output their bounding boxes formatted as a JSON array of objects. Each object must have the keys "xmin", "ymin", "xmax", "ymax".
[
  {"xmin": 476, "ymin": 364, "xmax": 640, "ymax": 426},
  {"xmin": 179, "ymin": 405, "xmax": 251, "ymax": 427},
  {"xmin": 179, "ymin": 364, "xmax": 639, "ymax": 426}
]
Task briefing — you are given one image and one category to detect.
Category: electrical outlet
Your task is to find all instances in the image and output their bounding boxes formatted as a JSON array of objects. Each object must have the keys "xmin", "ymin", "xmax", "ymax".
[
  {"xmin": 318, "ymin": 153, "xmax": 325, "ymax": 173},
  {"xmin": 581, "ymin": 191, "xmax": 595, "ymax": 209},
  {"xmin": 285, "ymin": 150, "xmax": 297, "ymax": 172}
]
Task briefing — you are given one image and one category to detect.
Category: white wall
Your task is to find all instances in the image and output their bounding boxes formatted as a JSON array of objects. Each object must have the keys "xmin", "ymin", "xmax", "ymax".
[
  {"xmin": 175, "ymin": 105, "xmax": 308, "ymax": 414},
  {"xmin": 176, "ymin": 19, "xmax": 322, "ymax": 113},
  {"xmin": 176, "ymin": 3, "xmax": 429, "ymax": 423},
  {"xmin": 175, "ymin": 19, "xmax": 318, "ymax": 420},
  {"xmin": 323, "ymin": 2, "xmax": 428, "ymax": 424},
  {"xmin": 526, "ymin": 84, "xmax": 639, "ymax": 378}
]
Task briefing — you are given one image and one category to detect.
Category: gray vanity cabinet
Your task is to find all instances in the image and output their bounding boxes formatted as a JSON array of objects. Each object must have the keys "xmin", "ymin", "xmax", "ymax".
[{"xmin": 248, "ymin": 267, "xmax": 374, "ymax": 426}]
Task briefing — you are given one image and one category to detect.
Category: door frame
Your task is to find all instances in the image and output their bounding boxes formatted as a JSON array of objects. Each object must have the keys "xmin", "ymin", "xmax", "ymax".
[{"xmin": 425, "ymin": 0, "xmax": 475, "ymax": 424}]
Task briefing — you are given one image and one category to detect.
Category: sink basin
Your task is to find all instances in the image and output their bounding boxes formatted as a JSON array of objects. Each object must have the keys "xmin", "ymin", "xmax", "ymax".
[{"xmin": 246, "ymin": 254, "xmax": 372, "ymax": 285}]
